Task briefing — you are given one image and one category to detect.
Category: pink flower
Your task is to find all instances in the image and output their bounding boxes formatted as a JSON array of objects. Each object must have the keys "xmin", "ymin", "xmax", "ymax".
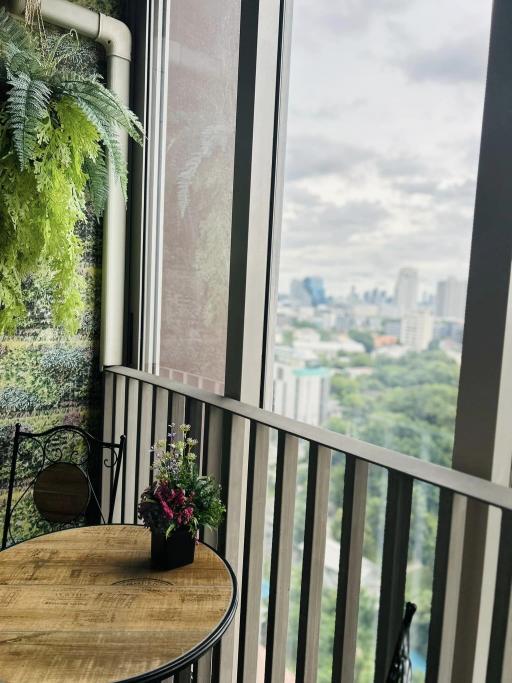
[
  {"xmin": 155, "ymin": 486, "xmax": 174, "ymax": 520},
  {"xmin": 161, "ymin": 502, "xmax": 174, "ymax": 519}
]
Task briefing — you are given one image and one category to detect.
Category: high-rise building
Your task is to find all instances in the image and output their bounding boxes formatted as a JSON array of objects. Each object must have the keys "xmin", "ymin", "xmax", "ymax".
[
  {"xmin": 290, "ymin": 277, "xmax": 327, "ymax": 307},
  {"xmin": 394, "ymin": 267, "xmax": 419, "ymax": 314},
  {"xmin": 290, "ymin": 278, "xmax": 313, "ymax": 306},
  {"xmin": 435, "ymin": 277, "xmax": 467, "ymax": 320},
  {"xmin": 383, "ymin": 319, "xmax": 402, "ymax": 338},
  {"xmin": 400, "ymin": 311, "xmax": 434, "ymax": 351},
  {"xmin": 273, "ymin": 364, "xmax": 330, "ymax": 426},
  {"xmin": 304, "ymin": 276, "xmax": 327, "ymax": 306}
]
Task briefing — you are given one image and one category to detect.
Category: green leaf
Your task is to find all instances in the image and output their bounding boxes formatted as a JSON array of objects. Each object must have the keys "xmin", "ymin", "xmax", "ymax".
[
  {"xmin": 6, "ymin": 70, "xmax": 51, "ymax": 169},
  {"xmin": 0, "ymin": 8, "xmax": 34, "ymax": 58},
  {"xmin": 0, "ymin": 7, "xmax": 144, "ymax": 333},
  {"xmin": 84, "ymin": 150, "xmax": 108, "ymax": 220}
]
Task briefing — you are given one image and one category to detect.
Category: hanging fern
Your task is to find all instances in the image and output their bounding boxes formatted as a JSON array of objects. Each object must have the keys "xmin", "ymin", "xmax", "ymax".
[
  {"xmin": 0, "ymin": 7, "xmax": 34, "ymax": 58},
  {"xmin": 6, "ymin": 71, "xmax": 51, "ymax": 168},
  {"xmin": 0, "ymin": 8, "xmax": 143, "ymax": 334},
  {"xmin": 83, "ymin": 149, "xmax": 108, "ymax": 221}
]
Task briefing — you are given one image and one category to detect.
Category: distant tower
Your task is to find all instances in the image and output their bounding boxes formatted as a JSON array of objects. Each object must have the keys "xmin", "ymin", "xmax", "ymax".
[
  {"xmin": 435, "ymin": 278, "xmax": 467, "ymax": 320},
  {"xmin": 394, "ymin": 268, "xmax": 419, "ymax": 314},
  {"xmin": 290, "ymin": 279, "xmax": 312, "ymax": 306},
  {"xmin": 400, "ymin": 311, "xmax": 434, "ymax": 351},
  {"xmin": 304, "ymin": 277, "xmax": 327, "ymax": 306}
]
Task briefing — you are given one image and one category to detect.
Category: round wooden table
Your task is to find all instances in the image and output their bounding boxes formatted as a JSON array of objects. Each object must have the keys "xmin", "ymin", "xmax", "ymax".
[{"xmin": 0, "ymin": 525, "xmax": 237, "ymax": 682}]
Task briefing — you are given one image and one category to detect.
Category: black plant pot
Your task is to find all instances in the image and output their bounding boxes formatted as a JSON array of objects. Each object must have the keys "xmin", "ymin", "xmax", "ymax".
[{"xmin": 151, "ymin": 527, "xmax": 196, "ymax": 570}]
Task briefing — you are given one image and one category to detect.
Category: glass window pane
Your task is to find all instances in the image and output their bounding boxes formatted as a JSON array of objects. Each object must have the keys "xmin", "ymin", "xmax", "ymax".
[
  {"xmin": 155, "ymin": 0, "xmax": 241, "ymax": 393},
  {"xmin": 273, "ymin": 0, "xmax": 491, "ymax": 453},
  {"xmin": 271, "ymin": 1, "xmax": 491, "ymax": 680}
]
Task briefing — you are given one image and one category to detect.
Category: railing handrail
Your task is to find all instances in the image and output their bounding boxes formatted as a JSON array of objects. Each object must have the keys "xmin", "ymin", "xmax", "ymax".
[{"xmin": 107, "ymin": 365, "xmax": 512, "ymax": 511}]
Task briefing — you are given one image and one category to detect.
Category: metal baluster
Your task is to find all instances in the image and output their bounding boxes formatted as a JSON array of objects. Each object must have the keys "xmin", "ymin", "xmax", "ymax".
[
  {"xmin": 188, "ymin": 399, "xmax": 206, "ymax": 680},
  {"xmin": 486, "ymin": 509, "xmax": 512, "ymax": 682},
  {"xmin": 102, "ymin": 372, "xmax": 115, "ymax": 519},
  {"xmin": 171, "ymin": 393, "xmax": 186, "ymax": 428},
  {"xmin": 154, "ymin": 386, "xmax": 170, "ymax": 445},
  {"xmin": 296, "ymin": 444, "xmax": 331, "ymax": 683},
  {"xmin": 238, "ymin": 422, "xmax": 270, "ymax": 682},
  {"xmin": 112, "ymin": 374, "xmax": 126, "ymax": 524},
  {"xmin": 374, "ymin": 471, "xmax": 413, "ymax": 682},
  {"xmin": 137, "ymin": 382, "xmax": 154, "ymax": 503},
  {"xmin": 331, "ymin": 455, "xmax": 369, "ymax": 683},
  {"xmin": 185, "ymin": 398, "xmax": 205, "ymax": 465},
  {"xmin": 425, "ymin": 488, "xmax": 453, "ymax": 682},
  {"xmin": 437, "ymin": 494, "xmax": 469, "ymax": 680},
  {"xmin": 123, "ymin": 378, "xmax": 139, "ymax": 524},
  {"xmin": 265, "ymin": 432, "xmax": 299, "ymax": 683},
  {"xmin": 197, "ymin": 405, "xmax": 224, "ymax": 683},
  {"xmin": 218, "ymin": 413, "xmax": 250, "ymax": 683}
]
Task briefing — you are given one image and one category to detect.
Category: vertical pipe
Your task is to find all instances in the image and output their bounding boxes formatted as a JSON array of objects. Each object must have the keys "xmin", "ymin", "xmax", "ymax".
[{"xmin": 100, "ymin": 54, "xmax": 131, "ymax": 366}]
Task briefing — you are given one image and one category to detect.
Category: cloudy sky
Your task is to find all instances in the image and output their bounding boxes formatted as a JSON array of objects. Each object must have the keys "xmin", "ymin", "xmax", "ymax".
[{"xmin": 277, "ymin": 0, "xmax": 492, "ymax": 297}]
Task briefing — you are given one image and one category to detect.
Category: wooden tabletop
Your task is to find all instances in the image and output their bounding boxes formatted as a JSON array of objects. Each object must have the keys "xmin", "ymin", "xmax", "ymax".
[{"xmin": 0, "ymin": 525, "xmax": 236, "ymax": 683}]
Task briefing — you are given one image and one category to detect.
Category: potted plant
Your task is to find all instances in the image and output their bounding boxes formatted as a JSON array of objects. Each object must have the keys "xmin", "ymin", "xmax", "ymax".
[
  {"xmin": 138, "ymin": 424, "xmax": 226, "ymax": 570},
  {"xmin": 0, "ymin": 7, "xmax": 143, "ymax": 334}
]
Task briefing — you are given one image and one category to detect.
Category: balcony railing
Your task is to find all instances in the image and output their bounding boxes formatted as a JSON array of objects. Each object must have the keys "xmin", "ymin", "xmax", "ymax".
[{"xmin": 102, "ymin": 366, "xmax": 512, "ymax": 683}]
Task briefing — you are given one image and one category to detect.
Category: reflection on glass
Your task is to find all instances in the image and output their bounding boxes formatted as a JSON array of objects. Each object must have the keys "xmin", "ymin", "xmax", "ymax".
[
  {"xmin": 272, "ymin": 0, "xmax": 491, "ymax": 679},
  {"xmin": 158, "ymin": 0, "xmax": 241, "ymax": 391}
]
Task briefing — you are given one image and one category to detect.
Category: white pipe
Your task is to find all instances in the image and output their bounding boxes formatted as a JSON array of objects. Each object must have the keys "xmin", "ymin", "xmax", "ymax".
[{"xmin": 8, "ymin": 0, "xmax": 131, "ymax": 367}]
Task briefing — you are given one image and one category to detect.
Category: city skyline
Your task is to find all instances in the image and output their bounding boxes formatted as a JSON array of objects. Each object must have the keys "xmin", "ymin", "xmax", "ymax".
[{"xmin": 283, "ymin": 270, "xmax": 468, "ymax": 308}]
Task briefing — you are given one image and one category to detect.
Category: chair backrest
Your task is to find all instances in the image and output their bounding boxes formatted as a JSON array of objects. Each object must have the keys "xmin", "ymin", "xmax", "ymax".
[
  {"xmin": 386, "ymin": 602, "xmax": 417, "ymax": 683},
  {"xmin": 1, "ymin": 423, "xmax": 126, "ymax": 550}
]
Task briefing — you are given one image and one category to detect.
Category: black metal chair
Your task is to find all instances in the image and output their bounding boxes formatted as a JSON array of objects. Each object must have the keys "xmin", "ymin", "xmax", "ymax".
[
  {"xmin": 1, "ymin": 423, "xmax": 126, "ymax": 550},
  {"xmin": 386, "ymin": 602, "xmax": 417, "ymax": 682}
]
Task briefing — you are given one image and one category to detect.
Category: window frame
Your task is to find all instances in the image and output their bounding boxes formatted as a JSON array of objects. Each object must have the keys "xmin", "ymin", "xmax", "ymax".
[{"xmin": 128, "ymin": 0, "xmax": 512, "ymax": 675}]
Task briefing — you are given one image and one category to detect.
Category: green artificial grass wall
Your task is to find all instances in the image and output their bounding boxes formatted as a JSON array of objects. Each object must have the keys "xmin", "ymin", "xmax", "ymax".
[{"xmin": 0, "ymin": 0, "xmax": 122, "ymax": 541}]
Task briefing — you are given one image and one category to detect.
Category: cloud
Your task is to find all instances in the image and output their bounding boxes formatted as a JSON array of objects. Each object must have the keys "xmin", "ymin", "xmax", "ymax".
[
  {"xmin": 298, "ymin": 0, "xmax": 412, "ymax": 36},
  {"xmin": 377, "ymin": 155, "xmax": 429, "ymax": 180},
  {"xmin": 278, "ymin": 165, "xmax": 474, "ymax": 295},
  {"xmin": 394, "ymin": 179, "xmax": 439, "ymax": 196},
  {"xmin": 279, "ymin": 208, "xmax": 472, "ymax": 294},
  {"xmin": 396, "ymin": 177, "xmax": 477, "ymax": 204},
  {"xmin": 283, "ymin": 194, "xmax": 390, "ymax": 249},
  {"xmin": 376, "ymin": 157, "xmax": 477, "ymax": 209},
  {"xmin": 398, "ymin": 36, "xmax": 489, "ymax": 84},
  {"xmin": 275, "ymin": 0, "xmax": 485, "ymax": 295},
  {"xmin": 285, "ymin": 136, "xmax": 372, "ymax": 181}
]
